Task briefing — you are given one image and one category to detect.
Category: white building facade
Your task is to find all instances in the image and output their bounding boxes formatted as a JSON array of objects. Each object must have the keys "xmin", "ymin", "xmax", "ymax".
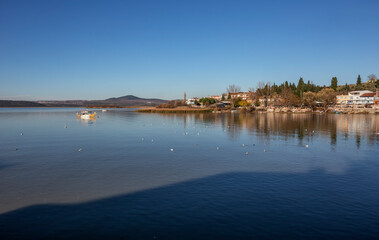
[{"xmin": 347, "ymin": 91, "xmax": 375, "ymax": 105}]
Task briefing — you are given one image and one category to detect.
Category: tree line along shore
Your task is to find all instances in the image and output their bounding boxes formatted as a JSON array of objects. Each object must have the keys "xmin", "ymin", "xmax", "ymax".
[{"xmin": 138, "ymin": 74, "xmax": 379, "ymax": 114}]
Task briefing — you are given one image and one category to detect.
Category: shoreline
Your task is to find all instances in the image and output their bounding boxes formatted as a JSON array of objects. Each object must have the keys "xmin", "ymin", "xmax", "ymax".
[{"xmin": 135, "ymin": 106, "xmax": 379, "ymax": 114}]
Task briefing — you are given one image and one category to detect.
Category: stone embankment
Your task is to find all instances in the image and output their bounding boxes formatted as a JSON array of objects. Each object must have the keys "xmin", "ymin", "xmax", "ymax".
[
  {"xmin": 136, "ymin": 106, "xmax": 379, "ymax": 114},
  {"xmin": 136, "ymin": 107, "xmax": 212, "ymax": 113},
  {"xmin": 329, "ymin": 107, "xmax": 379, "ymax": 114}
]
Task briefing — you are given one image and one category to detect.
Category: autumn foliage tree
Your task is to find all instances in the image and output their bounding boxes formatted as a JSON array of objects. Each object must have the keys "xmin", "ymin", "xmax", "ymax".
[
  {"xmin": 316, "ymin": 88, "xmax": 336, "ymax": 111},
  {"xmin": 281, "ymin": 87, "xmax": 300, "ymax": 107},
  {"xmin": 303, "ymin": 92, "xmax": 317, "ymax": 110}
]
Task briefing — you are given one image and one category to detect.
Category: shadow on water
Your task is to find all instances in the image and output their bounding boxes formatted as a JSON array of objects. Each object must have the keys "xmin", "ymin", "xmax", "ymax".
[
  {"xmin": 1, "ymin": 168, "xmax": 379, "ymax": 239},
  {"xmin": 0, "ymin": 163, "xmax": 16, "ymax": 172}
]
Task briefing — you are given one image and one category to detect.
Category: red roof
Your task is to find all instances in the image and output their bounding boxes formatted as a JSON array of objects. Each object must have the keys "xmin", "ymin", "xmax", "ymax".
[{"xmin": 360, "ymin": 93, "xmax": 376, "ymax": 97}]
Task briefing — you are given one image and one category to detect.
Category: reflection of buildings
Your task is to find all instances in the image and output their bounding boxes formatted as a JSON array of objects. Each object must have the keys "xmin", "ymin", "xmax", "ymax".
[{"xmin": 157, "ymin": 113, "xmax": 378, "ymax": 147}]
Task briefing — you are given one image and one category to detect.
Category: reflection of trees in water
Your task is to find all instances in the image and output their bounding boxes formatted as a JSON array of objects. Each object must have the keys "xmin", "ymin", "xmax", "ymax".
[{"xmin": 152, "ymin": 113, "xmax": 378, "ymax": 146}]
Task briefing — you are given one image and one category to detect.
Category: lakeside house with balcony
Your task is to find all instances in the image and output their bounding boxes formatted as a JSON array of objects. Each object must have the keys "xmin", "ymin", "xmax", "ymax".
[{"xmin": 346, "ymin": 90, "xmax": 375, "ymax": 105}]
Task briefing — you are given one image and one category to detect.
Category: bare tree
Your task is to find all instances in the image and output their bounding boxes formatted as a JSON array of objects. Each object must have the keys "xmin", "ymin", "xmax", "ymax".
[
  {"xmin": 256, "ymin": 81, "xmax": 272, "ymax": 107},
  {"xmin": 226, "ymin": 84, "xmax": 241, "ymax": 93},
  {"xmin": 368, "ymin": 74, "xmax": 377, "ymax": 81}
]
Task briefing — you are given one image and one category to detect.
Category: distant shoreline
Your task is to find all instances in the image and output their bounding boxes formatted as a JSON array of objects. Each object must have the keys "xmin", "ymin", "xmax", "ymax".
[{"xmin": 0, "ymin": 106, "xmax": 149, "ymax": 109}]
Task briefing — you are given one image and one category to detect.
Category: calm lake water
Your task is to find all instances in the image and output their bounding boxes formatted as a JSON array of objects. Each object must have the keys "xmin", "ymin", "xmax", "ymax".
[{"xmin": 0, "ymin": 108, "xmax": 378, "ymax": 239}]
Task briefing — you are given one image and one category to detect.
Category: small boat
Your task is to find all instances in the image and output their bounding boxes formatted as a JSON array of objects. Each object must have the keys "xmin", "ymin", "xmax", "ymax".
[{"xmin": 76, "ymin": 110, "xmax": 97, "ymax": 119}]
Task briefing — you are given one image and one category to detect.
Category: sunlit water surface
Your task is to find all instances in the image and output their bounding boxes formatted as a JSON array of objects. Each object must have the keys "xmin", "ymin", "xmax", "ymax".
[{"xmin": 0, "ymin": 108, "xmax": 378, "ymax": 239}]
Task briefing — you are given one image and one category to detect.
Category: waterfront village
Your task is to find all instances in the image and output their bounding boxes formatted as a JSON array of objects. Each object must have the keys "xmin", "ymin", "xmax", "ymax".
[{"xmin": 139, "ymin": 74, "xmax": 379, "ymax": 114}]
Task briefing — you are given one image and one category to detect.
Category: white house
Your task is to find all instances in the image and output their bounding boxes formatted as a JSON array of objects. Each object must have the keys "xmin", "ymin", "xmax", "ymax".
[
  {"xmin": 347, "ymin": 90, "xmax": 374, "ymax": 105},
  {"xmin": 186, "ymin": 98, "xmax": 198, "ymax": 105}
]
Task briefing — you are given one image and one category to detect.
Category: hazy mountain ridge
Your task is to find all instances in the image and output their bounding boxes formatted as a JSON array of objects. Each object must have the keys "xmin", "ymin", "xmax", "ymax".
[
  {"xmin": 0, "ymin": 95, "xmax": 168, "ymax": 107},
  {"xmin": 0, "ymin": 100, "xmax": 46, "ymax": 107}
]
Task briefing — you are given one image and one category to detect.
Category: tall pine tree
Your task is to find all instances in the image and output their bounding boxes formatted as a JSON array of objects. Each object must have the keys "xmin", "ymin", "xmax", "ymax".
[
  {"xmin": 357, "ymin": 75, "xmax": 362, "ymax": 85},
  {"xmin": 331, "ymin": 77, "xmax": 338, "ymax": 91}
]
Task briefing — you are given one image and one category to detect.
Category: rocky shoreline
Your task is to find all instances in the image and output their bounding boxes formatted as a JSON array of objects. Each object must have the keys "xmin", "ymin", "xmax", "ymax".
[{"xmin": 136, "ymin": 106, "xmax": 379, "ymax": 114}]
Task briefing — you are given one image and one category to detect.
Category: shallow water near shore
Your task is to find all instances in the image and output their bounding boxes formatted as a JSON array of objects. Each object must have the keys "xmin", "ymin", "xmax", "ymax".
[{"xmin": 0, "ymin": 108, "xmax": 378, "ymax": 239}]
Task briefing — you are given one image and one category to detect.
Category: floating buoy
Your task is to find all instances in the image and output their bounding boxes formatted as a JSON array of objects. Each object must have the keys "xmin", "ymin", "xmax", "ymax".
[
  {"xmin": 264, "ymin": 149, "xmax": 266, "ymax": 152},
  {"xmin": 242, "ymin": 144, "xmax": 245, "ymax": 147},
  {"xmin": 245, "ymin": 151, "xmax": 249, "ymax": 155},
  {"xmin": 20, "ymin": 133, "xmax": 23, "ymax": 136},
  {"xmin": 64, "ymin": 125, "xmax": 67, "ymax": 128},
  {"xmin": 305, "ymin": 145, "xmax": 309, "ymax": 148},
  {"xmin": 14, "ymin": 148, "xmax": 18, "ymax": 151},
  {"xmin": 170, "ymin": 148, "xmax": 174, "ymax": 152},
  {"xmin": 216, "ymin": 147, "xmax": 220, "ymax": 150},
  {"xmin": 151, "ymin": 139, "xmax": 154, "ymax": 142},
  {"xmin": 78, "ymin": 148, "xmax": 82, "ymax": 152}
]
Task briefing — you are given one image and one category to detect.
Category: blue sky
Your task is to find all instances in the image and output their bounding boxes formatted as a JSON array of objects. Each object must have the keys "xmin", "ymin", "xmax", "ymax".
[{"xmin": 0, "ymin": 0, "xmax": 378, "ymax": 100}]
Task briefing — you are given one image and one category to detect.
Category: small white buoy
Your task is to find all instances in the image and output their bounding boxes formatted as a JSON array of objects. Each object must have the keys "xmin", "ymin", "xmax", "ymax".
[
  {"xmin": 264, "ymin": 149, "xmax": 266, "ymax": 152},
  {"xmin": 305, "ymin": 145, "xmax": 309, "ymax": 148},
  {"xmin": 78, "ymin": 148, "xmax": 82, "ymax": 152},
  {"xmin": 20, "ymin": 133, "xmax": 23, "ymax": 136},
  {"xmin": 151, "ymin": 139, "xmax": 154, "ymax": 142},
  {"xmin": 245, "ymin": 151, "xmax": 249, "ymax": 155},
  {"xmin": 242, "ymin": 144, "xmax": 245, "ymax": 147},
  {"xmin": 216, "ymin": 147, "xmax": 220, "ymax": 150},
  {"xmin": 170, "ymin": 148, "xmax": 174, "ymax": 152}
]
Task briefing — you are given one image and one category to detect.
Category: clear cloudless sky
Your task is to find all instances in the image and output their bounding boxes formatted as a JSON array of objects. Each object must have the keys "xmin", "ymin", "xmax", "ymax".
[{"xmin": 0, "ymin": 0, "xmax": 378, "ymax": 100}]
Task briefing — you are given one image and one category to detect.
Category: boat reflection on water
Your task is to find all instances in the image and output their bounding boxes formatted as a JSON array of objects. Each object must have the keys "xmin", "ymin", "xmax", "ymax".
[{"xmin": 76, "ymin": 116, "xmax": 97, "ymax": 125}]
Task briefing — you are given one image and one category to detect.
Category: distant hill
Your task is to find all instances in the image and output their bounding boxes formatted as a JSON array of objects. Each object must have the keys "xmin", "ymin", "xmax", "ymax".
[
  {"xmin": 0, "ymin": 100, "xmax": 46, "ymax": 107},
  {"xmin": 102, "ymin": 95, "xmax": 167, "ymax": 106},
  {"xmin": 0, "ymin": 95, "xmax": 168, "ymax": 107},
  {"xmin": 106, "ymin": 95, "xmax": 142, "ymax": 101}
]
